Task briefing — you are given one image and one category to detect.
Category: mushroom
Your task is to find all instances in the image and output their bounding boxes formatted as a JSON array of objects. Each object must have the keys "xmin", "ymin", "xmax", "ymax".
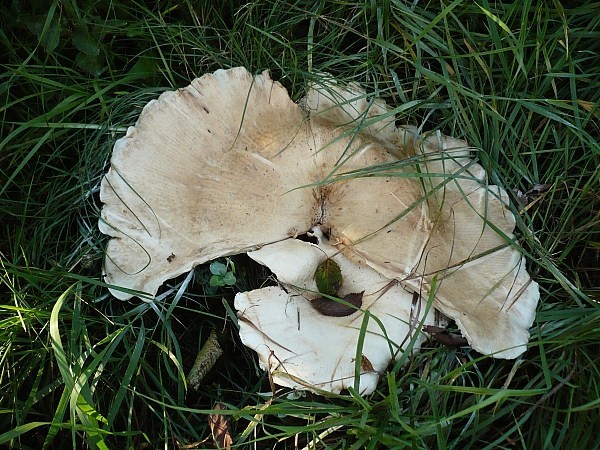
[
  {"xmin": 236, "ymin": 226, "xmax": 437, "ymax": 394},
  {"xmin": 99, "ymin": 67, "xmax": 539, "ymax": 393}
]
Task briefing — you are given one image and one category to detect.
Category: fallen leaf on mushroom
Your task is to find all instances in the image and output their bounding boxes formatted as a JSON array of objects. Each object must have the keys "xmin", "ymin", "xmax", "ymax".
[{"xmin": 99, "ymin": 67, "xmax": 540, "ymax": 394}]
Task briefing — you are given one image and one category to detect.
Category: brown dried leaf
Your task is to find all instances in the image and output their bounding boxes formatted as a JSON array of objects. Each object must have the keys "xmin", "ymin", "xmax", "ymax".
[
  {"xmin": 525, "ymin": 183, "xmax": 552, "ymax": 197},
  {"xmin": 514, "ymin": 183, "xmax": 553, "ymax": 207},
  {"xmin": 361, "ymin": 354, "xmax": 375, "ymax": 372},
  {"xmin": 207, "ymin": 403, "xmax": 233, "ymax": 450},
  {"xmin": 512, "ymin": 189, "xmax": 528, "ymax": 207},
  {"xmin": 310, "ymin": 291, "xmax": 364, "ymax": 317},
  {"xmin": 423, "ymin": 325, "xmax": 468, "ymax": 347},
  {"xmin": 577, "ymin": 99, "xmax": 596, "ymax": 112}
]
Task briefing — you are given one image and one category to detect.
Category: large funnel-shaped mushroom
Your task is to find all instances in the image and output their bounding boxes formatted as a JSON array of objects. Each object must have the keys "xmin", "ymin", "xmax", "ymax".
[{"xmin": 99, "ymin": 67, "xmax": 539, "ymax": 379}]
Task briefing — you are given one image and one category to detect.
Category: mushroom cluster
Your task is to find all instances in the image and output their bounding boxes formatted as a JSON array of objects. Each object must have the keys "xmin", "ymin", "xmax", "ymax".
[{"xmin": 99, "ymin": 67, "xmax": 539, "ymax": 394}]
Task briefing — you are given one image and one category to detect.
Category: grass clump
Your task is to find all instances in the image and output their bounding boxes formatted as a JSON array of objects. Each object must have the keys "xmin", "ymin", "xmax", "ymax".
[{"xmin": 1, "ymin": 1, "xmax": 598, "ymax": 449}]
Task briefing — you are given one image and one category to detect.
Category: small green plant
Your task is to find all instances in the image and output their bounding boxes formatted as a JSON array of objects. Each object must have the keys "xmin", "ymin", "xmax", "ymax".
[{"xmin": 208, "ymin": 260, "xmax": 237, "ymax": 287}]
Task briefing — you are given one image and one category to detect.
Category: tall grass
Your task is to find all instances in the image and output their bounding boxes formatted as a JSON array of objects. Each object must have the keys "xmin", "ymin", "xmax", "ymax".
[{"xmin": 1, "ymin": 1, "xmax": 598, "ymax": 448}]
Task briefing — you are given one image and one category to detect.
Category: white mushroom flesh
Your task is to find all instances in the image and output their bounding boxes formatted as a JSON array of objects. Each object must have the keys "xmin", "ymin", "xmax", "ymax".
[{"xmin": 236, "ymin": 227, "xmax": 436, "ymax": 394}]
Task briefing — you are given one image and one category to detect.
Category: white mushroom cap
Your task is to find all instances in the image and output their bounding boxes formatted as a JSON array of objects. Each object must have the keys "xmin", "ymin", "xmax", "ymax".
[
  {"xmin": 99, "ymin": 67, "xmax": 538, "ymax": 363},
  {"xmin": 304, "ymin": 78, "xmax": 538, "ymax": 358},
  {"xmin": 100, "ymin": 68, "xmax": 317, "ymax": 299},
  {"xmin": 236, "ymin": 227, "xmax": 436, "ymax": 394}
]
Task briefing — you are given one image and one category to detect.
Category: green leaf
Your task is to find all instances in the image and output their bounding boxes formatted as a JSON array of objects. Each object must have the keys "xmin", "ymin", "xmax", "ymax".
[
  {"xmin": 126, "ymin": 56, "xmax": 159, "ymax": 80},
  {"xmin": 22, "ymin": 10, "xmax": 61, "ymax": 52},
  {"xmin": 315, "ymin": 259, "xmax": 343, "ymax": 296},
  {"xmin": 22, "ymin": 14, "xmax": 45, "ymax": 37},
  {"xmin": 39, "ymin": 9, "xmax": 61, "ymax": 52},
  {"xmin": 75, "ymin": 52, "xmax": 104, "ymax": 77},
  {"xmin": 475, "ymin": 3, "xmax": 513, "ymax": 35},
  {"xmin": 209, "ymin": 261, "xmax": 227, "ymax": 276},
  {"xmin": 72, "ymin": 26, "xmax": 100, "ymax": 56},
  {"xmin": 221, "ymin": 271, "xmax": 236, "ymax": 286},
  {"xmin": 209, "ymin": 274, "xmax": 224, "ymax": 287},
  {"xmin": 0, "ymin": 422, "xmax": 52, "ymax": 445}
]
